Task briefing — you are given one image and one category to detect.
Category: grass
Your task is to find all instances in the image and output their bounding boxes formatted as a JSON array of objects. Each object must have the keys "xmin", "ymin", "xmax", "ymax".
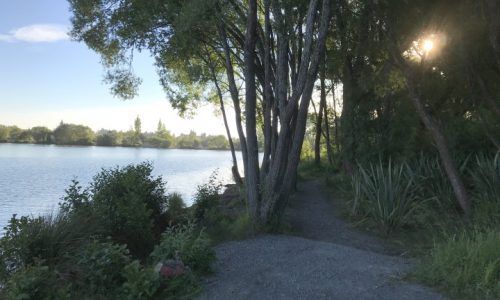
[{"xmin": 413, "ymin": 228, "xmax": 500, "ymax": 299}]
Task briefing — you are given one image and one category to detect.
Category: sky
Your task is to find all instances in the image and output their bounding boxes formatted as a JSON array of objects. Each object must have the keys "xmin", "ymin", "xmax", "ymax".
[{"xmin": 0, "ymin": 0, "xmax": 231, "ymax": 135}]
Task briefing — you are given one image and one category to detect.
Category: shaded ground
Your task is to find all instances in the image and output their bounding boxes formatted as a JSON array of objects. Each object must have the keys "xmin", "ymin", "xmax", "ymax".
[{"xmin": 199, "ymin": 180, "xmax": 445, "ymax": 300}]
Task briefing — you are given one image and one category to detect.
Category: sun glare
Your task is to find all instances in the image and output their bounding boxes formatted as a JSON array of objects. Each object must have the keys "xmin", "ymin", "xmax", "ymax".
[
  {"xmin": 423, "ymin": 39, "xmax": 434, "ymax": 53},
  {"xmin": 403, "ymin": 33, "xmax": 445, "ymax": 63}
]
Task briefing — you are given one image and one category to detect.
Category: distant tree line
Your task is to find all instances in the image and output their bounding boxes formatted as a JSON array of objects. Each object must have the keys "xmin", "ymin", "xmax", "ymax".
[{"xmin": 0, "ymin": 116, "xmax": 232, "ymax": 150}]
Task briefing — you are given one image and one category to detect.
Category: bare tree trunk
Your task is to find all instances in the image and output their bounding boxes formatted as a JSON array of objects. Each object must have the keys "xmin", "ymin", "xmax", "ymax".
[
  {"xmin": 244, "ymin": 0, "xmax": 261, "ymax": 223},
  {"xmin": 400, "ymin": 62, "xmax": 470, "ymax": 216},
  {"xmin": 208, "ymin": 63, "xmax": 243, "ymax": 185},
  {"xmin": 332, "ymin": 83, "xmax": 340, "ymax": 153},
  {"xmin": 217, "ymin": 22, "xmax": 249, "ymax": 181},
  {"xmin": 314, "ymin": 62, "xmax": 327, "ymax": 165},
  {"xmin": 261, "ymin": 0, "xmax": 273, "ymax": 178},
  {"xmin": 324, "ymin": 81, "xmax": 334, "ymax": 166},
  {"xmin": 260, "ymin": 0, "xmax": 331, "ymax": 222}
]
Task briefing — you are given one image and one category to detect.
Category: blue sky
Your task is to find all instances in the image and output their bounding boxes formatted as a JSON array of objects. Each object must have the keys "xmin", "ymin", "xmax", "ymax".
[{"xmin": 0, "ymin": 0, "xmax": 227, "ymax": 134}]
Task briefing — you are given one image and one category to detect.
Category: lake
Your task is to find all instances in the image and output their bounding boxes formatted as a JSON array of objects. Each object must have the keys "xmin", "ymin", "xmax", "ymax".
[{"xmin": 0, "ymin": 143, "xmax": 242, "ymax": 231}]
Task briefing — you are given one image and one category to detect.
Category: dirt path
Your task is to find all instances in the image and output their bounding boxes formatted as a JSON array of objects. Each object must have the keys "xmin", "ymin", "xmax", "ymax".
[
  {"xmin": 287, "ymin": 179, "xmax": 391, "ymax": 254},
  {"xmin": 199, "ymin": 180, "xmax": 445, "ymax": 300}
]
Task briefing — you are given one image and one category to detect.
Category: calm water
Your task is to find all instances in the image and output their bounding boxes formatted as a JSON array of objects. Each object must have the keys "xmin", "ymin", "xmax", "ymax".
[{"xmin": 0, "ymin": 143, "xmax": 242, "ymax": 231}]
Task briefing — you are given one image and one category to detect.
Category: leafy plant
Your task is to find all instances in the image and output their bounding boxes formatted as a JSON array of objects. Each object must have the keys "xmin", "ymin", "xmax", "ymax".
[
  {"xmin": 73, "ymin": 240, "xmax": 132, "ymax": 296},
  {"xmin": 151, "ymin": 222, "xmax": 215, "ymax": 275},
  {"xmin": 469, "ymin": 152, "xmax": 500, "ymax": 227},
  {"xmin": 4, "ymin": 260, "xmax": 71, "ymax": 300},
  {"xmin": 0, "ymin": 213, "xmax": 99, "ymax": 282},
  {"xmin": 192, "ymin": 171, "xmax": 223, "ymax": 226},
  {"xmin": 165, "ymin": 192, "xmax": 188, "ymax": 225},
  {"xmin": 120, "ymin": 260, "xmax": 161, "ymax": 300},
  {"xmin": 351, "ymin": 160, "xmax": 420, "ymax": 232},
  {"xmin": 58, "ymin": 162, "xmax": 170, "ymax": 258}
]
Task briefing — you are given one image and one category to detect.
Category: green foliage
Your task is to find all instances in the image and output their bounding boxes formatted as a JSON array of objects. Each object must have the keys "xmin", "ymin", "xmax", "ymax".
[
  {"xmin": 414, "ymin": 228, "xmax": 500, "ymax": 299},
  {"xmin": 469, "ymin": 153, "xmax": 500, "ymax": 227},
  {"xmin": 165, "ymin": 192, "xmax": 188, "ymax": 225},
  {"xmin": 53, "ymin": 122, "xmax": 95, "ymax": 145},
  {"xmin": 96, "ymin": 129, "xmax": 123, "ymax": 146},
  {"xmin": 0, "ymin": 163, "xmax": 215, "ymax": 298},
  {"xmin": 120, "ymin": 261, "xmax": 160, "ymax": 300},
  {"xmin": 350, "ymin": 160, "xmax": 420, "ymax": 232},
  {"xmin": 74, "ymin": 240, "xmax": 132, "ymax": 296},
  {"xmin": 0, "ymin": 122, "xmax": 231, "ymax": 150},
  {"xmin": 0, "ymin": 213, "xmax": 100, "ymax": 282},
  {"xmin": 4, "ymin": 260, "xmax": 71, "ymax": 300},
  {"xmin": 151, "ymin": 222, "xmax": 215, "ymax": 275},
  {"xmin": 192, "ymin": 172, "xmax": 223, "ymax": 226},
  {"xmin": 410, "ymin": 155, "xmax": 457, "ymax": 211},
  {"xmin": 69, "ymin": 163, "xmax": 168, "ymax": 258}
]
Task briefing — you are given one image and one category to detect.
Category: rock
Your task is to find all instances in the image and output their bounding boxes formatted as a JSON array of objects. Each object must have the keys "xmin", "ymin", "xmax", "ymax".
[{"xmin": 156, "ymin": 260, "xmax": 187, "ymax": 279}]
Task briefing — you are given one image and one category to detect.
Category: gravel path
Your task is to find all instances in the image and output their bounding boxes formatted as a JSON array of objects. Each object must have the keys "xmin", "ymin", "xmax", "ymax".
[{"xmin": 199, "ymin": 180, "xmax": 445, "ymax": 300}]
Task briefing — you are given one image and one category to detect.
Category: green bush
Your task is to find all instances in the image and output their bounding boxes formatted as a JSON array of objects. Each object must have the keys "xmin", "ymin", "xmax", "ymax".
[
  {"xmin": 165, "ymin": 192, "xmax": 188, "ymax": 225},
  {"xmin": 410, "ymin": 155, "xmax": 457, "ymax": 210},
  {"xmin": 120, "ymin": 260, "xmax": 161, "ymax": 300},
  {"xmin": 73, "ymin": 240, "xmax": 132, "ymax": 296},
  {"xmin": 151, "ymin": 222, "xmax": 215, "ymax": 275},
  {"xmin": 192, "ymin": 172, "xmax": 222, "ymax": 226},
  {"xmin": 90, "ymin": 163, "xmax": 169, "ymax": 257},
  {"xmin": 58, "ymin": 163, "xmax": 169, "ymax": 258},
  {"xmin": 415, "ymin": 228, "xmax": 500, "ymax": 299},
  {"xmin": 469, "ymin": 153, "xmax": 500, "ymax": 227},
  {"xmin": 0, "ymin": 163, "xmax": 214, "ymax": 298},
  {"xmin": 351, "ymin": 160, "xmax": 420, "ymax": 232},
  {"xmin": 0, "ymin": 213, "xmax": 100, "ymax": 282},
  {"xmin": 4, "ymin": 260, "xmax": 71, "ymax": 300}
]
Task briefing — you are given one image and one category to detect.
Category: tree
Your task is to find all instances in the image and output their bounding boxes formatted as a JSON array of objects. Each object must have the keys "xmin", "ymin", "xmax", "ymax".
[
  {"xmin": 30, "ymin": 127, "xmax": 52, "ymax": 144},
  {"xmin": 0, "ymin": 126, "xmax": 10, "ymax": 142},
  {"xmin": 53, "ymin": 123, "xmax": 95, "ymax": 145},
  {"xmin": 69, "ymin": 0, "xmax": 333, "ymax": 226},
  {"xmin": 96, "ymin": 130, "xmax": 122, "ymax": 146}
]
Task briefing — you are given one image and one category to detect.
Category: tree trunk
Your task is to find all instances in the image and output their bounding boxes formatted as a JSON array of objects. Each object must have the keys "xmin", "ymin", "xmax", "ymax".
[
  {"xmin": 260, "ymin": 0, "xmax": 273, "ymax": 178},
  {"xmin": 260, "ymin": 0, "xmax": 331, "ymax": 223},
  {"xmin": 314, "ymin": 63, "xmax": 327, "ymax": 165},
  {"xmin": 217, "ymin": 22, "xmax": 249, "ymax": 182},
  {"xmin": 209, "ymin": 63, "xmax": 243, "ymax": 185},
  {"xmin": 402, "ymin": 65, "xmax": 470, "ymax": 216},
  {"xmin": 324, "ymin": 81, "xmax": 334, "ymax": 166},
  {"xmin": 244, "ymin": 0, "xmax": 261, "ymax": 223}
]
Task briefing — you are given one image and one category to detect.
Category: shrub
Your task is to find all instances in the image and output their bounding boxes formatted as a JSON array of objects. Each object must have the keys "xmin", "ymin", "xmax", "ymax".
[
  {"xmin": 0, "ymin": 163, "xmax": 215, "ymax": 298},
  {"xmin": 469, "ymin": 153, "xmax": 500, "ymax": 227},
  {"xmin": 0, "ymin": 213, "xmax": 99, "ymax": 282},
  {"xmin": 4, "ymin": 260, "xmax": 71, "ymax": 300},
  {"xmin": 73, "ymin": 240, "xmax": 132, "ymax": 296},
  {"xmin": 120, "ymin": 260, "xmax": 161, "ymax": 300},
  {"xmin": 192, "ymin": 171, "xmax": 223, "ymax": 226},
  {"xmin": 165, "ymin": 192, "xmax": 188, "ymax": 225},
  {"xmin": 410, "ymin": 155, "xmax": 457, "ymax": 210},
  {"xmin": 90, "ymin": 163, "xmax": 168, "ymax": 257},
  {"xmin": 351, "ymin": 160, "xmax": 420, "ymax": 232},
  {"xmin": 415, "ymin": 228, "xmax": 500, "ymax": 299},
  {"xmin": 151, "ymin": 222, "xmax": 215, "ymax": 275},
  {"xmin": 58, "ymin": 162, "xmax": 169, "ymax": 258}
]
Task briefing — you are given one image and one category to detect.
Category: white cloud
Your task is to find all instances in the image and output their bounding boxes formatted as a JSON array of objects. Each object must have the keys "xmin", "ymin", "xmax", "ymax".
[
  {"xmin": 0, "ymin": 24, "xmax": 68, "ymax": 43},
  {"xmin": 0, "ymin": 34, "xmax": 14, "ymax": 42}
]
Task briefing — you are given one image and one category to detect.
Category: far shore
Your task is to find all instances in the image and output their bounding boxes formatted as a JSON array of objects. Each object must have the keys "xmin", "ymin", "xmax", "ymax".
[{"xmin": 0, "ymin": 141, "xmax": 241, "ymax": 152}]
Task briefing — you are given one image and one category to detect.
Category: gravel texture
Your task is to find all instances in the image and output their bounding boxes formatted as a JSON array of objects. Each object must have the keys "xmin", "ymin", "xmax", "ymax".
[{"xmin": 199, "ymin": 180, "xmax": 446, "ymax": 300}]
